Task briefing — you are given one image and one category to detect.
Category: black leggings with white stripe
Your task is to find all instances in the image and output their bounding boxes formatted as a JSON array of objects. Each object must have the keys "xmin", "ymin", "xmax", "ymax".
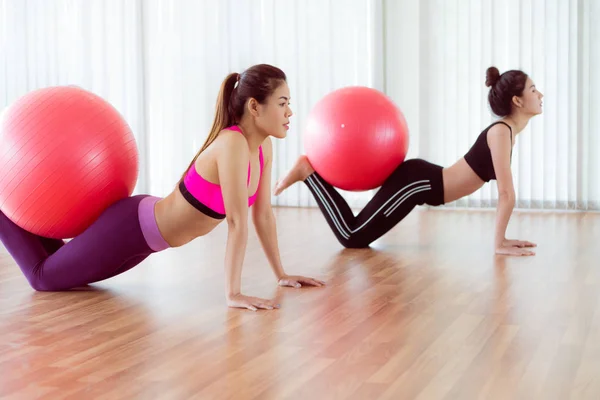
[{"xmin": 304, "ymin": 158, "xmax": 445, "ymax": 248}]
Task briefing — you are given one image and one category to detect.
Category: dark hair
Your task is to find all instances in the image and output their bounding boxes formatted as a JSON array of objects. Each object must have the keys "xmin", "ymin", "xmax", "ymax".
[
  {"xmin": 180, "ymin": 64, "xmax": 286, "ymax": 181},
  {"xmin": 485, "ymin": 66, "xmax": 528, "ymax": 117}
]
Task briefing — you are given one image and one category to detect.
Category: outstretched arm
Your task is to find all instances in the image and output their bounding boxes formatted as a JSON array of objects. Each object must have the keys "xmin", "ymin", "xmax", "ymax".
[
  {"xmin": 488, "ymin": 124, "xmax": 535, "ymax": 256},
  {"xmin": 217, "ymin": 132, "xmax": 280, "ymax": 310},
  {"xmin": 252, "ymin": 138, "xmax": 326, "ymax": 288}
]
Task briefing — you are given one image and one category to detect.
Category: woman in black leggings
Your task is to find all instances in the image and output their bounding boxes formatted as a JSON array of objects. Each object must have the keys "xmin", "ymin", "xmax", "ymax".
[{"xmin": 274, "ymin": 67, "xmax": 544, "ymax": 256}]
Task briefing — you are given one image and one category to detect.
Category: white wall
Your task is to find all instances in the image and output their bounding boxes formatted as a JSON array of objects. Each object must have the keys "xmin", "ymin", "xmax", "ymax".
[{"xmin": 1, "ymin": 0, "xmax": 599, "ymax": 210}]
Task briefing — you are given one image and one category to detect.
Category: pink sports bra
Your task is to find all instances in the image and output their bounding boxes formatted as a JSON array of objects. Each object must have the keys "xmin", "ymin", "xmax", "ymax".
[{"xmin": 178, "ymin": 126, "xmax": 264, "ymax": 219}]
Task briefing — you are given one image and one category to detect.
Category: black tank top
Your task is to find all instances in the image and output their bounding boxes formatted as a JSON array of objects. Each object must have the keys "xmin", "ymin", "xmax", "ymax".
[{"xmin": 464, "ymin": 121, "xmax": 513, "ymax": 182}]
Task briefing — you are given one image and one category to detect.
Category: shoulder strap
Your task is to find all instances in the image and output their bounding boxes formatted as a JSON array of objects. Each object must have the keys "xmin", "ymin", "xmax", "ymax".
[
  {"xmin": 490, "ymin": 121, "xmax": 513, "ymax": 162},
  {"xmin": 226, "ymin": 125, "xmax": 243, "ymax": 134}
]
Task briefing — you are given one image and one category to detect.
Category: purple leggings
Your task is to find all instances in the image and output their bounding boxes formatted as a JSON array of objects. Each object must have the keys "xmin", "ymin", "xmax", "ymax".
[{"xmin": 0, "ymin": 195, "xmax": 170, "ymax": 291}]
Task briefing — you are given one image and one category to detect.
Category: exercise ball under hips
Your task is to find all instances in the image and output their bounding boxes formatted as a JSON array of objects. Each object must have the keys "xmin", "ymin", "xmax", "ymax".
[
  {"xmin": 303, "ymin": 86, "xmax": 409, "ymax": 191},
  {"xmin": 0, "ymin": 86, "xmax": 139, "ymax": 239}
]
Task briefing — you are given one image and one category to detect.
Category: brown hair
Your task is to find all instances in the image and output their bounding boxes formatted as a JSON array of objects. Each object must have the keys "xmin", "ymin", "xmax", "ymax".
[
  {"xmin": 485, "ymin": 66, "xmax": 528, "ymax": 117},
  {"xmin": 180, "ymin": 64, "xmax": 287, "ymax": 181}
]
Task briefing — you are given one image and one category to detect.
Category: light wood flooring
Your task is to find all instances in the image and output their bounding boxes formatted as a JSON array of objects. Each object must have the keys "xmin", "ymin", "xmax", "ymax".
[{"xmin": 1, "ymin": 206, "xmax": 599, "ymax": 399}]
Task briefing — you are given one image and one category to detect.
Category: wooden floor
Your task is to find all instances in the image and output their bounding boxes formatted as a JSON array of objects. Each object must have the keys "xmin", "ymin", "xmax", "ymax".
[{"xmin": 1, "ymin": 206, "xmax": 599, "ymax": 399}]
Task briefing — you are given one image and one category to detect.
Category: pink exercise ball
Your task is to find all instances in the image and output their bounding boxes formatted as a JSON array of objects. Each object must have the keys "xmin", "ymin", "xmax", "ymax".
[
  {"xmin": 303, "ymin": 86, "xmax": 409, "ymax": 191},
  {"xmin": 0, "ymin": 86, "xmax": 139, "ymax": 239}
]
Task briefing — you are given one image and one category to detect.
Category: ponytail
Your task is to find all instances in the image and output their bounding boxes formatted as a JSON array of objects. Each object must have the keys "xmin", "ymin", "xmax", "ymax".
[
  {"xmin": 179, "ymin": 64, "xmax": 287, "ymax": 183},
  {"xmin": 179, "ymin": 72, "xmax": 239, "ymax": 182}
]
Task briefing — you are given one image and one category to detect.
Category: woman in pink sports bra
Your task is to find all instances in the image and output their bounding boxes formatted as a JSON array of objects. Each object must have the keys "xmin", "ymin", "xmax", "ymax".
[
  {"xmin": 155, "ymin": 64, "xmax": 326, "ymax": 310},
  {"xmin": 1, "ymin": 63, "xmax": 324, "ymax": 311}
]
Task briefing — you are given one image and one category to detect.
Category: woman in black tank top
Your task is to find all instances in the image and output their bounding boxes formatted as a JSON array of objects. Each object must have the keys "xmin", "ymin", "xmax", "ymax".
[{"xmin": 275, "ymin": 67, "xmax": 544, "ymax": 256}]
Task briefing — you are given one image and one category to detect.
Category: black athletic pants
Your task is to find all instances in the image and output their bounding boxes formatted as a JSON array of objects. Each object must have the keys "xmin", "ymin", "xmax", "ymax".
[{"xmin": 304, "ymin": 159, "xmax": 445, "ymax": 248}]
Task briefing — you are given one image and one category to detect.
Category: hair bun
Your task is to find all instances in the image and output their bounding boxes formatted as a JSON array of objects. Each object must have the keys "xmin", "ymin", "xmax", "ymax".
[{"xmin": 485, "ymin": 66, "xmax": 500, "ymax": 87}]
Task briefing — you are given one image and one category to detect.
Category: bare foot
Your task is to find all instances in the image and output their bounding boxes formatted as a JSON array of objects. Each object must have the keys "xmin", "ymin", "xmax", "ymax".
[{"xmin": 273, "ymin": 155, "xmax": 315, "ymax": 196}]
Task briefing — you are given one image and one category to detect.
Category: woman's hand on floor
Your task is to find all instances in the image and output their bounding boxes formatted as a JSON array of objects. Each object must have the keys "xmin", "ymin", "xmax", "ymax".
[
  {"xmin": 495, "ymin": 245, "xmax": 536, "ymax": 256},
  {"xmin": 227, "ymin": 293, "xmax": 280, "ymax": 311},
  {"xmin": 503, "ymin": 239, "xmax": 537, "ymax": 248},
  {"xmin": 278, "ymin": 275, "xmax": 326, "ymax": 288}
]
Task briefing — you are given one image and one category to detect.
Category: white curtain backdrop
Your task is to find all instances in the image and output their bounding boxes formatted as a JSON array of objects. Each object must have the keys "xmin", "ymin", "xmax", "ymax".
[
  {"xmin": 0, "ymin": 0, "xmax": 148, "ymax": 192},
  {"xmin": 141, "ymin": 0, "xmax": 383, "ymax": 208},
  {"xmin": 386, "ymin": 0, "xmax": 600, "ymax": 210},
  {"xmin": 1, "ymin": 0, "xmax": 598, "ymax": 211}
]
